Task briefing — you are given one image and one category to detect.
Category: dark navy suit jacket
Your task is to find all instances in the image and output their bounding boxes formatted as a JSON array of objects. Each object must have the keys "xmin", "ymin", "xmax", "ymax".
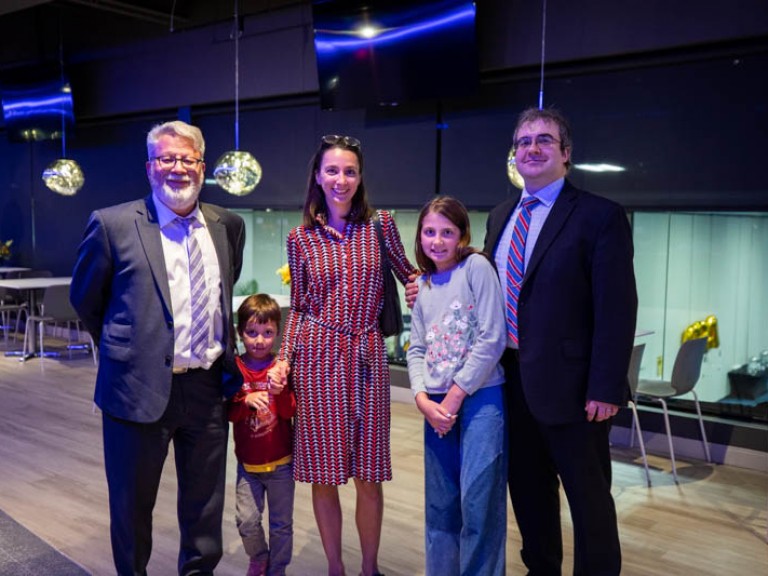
[{"xmin": 484, "ymin": 180, "xmax": 637, "ymax": 425}]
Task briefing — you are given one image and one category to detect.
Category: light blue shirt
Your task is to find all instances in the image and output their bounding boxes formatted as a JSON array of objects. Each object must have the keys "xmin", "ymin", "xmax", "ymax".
[{"xmin": 494, "ymin": 177, "xmax": 565, "ymax": 347}]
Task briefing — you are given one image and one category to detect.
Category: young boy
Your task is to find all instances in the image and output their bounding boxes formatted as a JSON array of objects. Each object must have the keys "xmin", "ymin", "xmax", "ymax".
[{"xmin": 229, "ymin": 294, "xmax": 296, "ymax": 576}]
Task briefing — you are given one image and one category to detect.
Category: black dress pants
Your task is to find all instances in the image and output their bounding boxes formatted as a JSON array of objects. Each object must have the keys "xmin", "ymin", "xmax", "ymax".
[
  {"xmin": 103, "ymin": 364, "xmax": 228, "ymax": 576},
  {"xmin": 502, "ymin": 349, "xmax": 621, "ymax": 576}
]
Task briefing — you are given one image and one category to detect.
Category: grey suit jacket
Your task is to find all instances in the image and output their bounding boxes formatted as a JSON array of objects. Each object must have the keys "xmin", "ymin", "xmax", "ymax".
[{"xmin": 70, "ymin": 195, "xmax": 246, "ymax": 423}]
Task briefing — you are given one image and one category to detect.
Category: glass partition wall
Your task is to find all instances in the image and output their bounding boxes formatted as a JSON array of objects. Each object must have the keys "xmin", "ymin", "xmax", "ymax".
[
  {"xmin": 234, "ymin": 207, "xmax": 768, "ymax": 424},
  {"xmin": 633, "ymin": 211, "xmax": 768, "ymax": 421}
]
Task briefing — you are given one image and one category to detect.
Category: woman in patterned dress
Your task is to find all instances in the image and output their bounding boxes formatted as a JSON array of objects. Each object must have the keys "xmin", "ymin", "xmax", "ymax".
[{"xmin": 270, "ymin": 135, "xmax": 416, "ymax": 576}]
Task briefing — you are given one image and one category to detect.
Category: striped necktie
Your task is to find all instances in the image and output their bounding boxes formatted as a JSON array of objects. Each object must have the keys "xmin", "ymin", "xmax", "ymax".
[
  {"xmin": 505, "ymin": 196, "xmax": 539, "ymax": 345},
  {"xmin": 178, "ymin": 217, "xmax": 210, "ymax": 359}
]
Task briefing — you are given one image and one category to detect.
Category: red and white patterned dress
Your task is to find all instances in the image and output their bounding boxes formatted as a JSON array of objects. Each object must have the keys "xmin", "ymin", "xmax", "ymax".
[{"xmin": 279, "ymin": 210, "xmax": 415, "ymax": 485}]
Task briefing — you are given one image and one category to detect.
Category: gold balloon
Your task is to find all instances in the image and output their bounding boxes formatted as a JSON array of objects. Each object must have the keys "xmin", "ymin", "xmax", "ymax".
[
  {"xmin": 506, "ymin": 146, "xmax": 524, "ymax": 189},
  {"xmin": 681, "ymin": 315, "xmax": 719, "ymax": 350}
]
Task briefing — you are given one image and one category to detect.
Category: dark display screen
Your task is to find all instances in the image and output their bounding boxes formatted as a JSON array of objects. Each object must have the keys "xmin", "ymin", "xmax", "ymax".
[
  {"xmin": 1, "ymin": 67, "xmax": 74, "ymax": 142},
  {"xmin": 312, "ymin": 0, "xmax": 479, "ymax": 110}
]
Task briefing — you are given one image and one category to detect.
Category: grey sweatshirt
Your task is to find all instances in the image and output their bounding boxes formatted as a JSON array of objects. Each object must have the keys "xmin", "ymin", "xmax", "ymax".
[{"xmin": 407, "ymin": 253, "xmax": 506, "ymax": 397}]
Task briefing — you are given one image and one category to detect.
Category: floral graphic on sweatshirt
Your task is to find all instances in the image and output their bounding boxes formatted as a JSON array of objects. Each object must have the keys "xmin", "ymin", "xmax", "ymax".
[{"xmin": 424, "ymin": 299, "xmax": 477, "ymax": 386}]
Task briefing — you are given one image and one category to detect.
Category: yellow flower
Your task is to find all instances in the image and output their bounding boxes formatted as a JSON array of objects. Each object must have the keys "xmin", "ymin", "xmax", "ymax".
[
  {"xmin": 0, "ymin": 239, "xmax": 12, "ymax": 261},
  {"xmin": 276, "ymin": 263, "xmax": 291, "ymax": 285}
]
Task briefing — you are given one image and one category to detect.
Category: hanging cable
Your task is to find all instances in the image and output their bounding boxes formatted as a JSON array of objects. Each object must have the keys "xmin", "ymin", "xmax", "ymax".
[
  {"xmin": 234, "ymin": 0, "xmax": 240, "ymax": 151},
  {"xmin": 212, "ymin": 0, "xmax": 262, "ymax": 196},
  {"xmin": 169, "ymin": 0, "xmax": 177, "ymax": 32},
  {"xmin": 538, "ymin": 0, "xmax": 548, "ymax": 110}
]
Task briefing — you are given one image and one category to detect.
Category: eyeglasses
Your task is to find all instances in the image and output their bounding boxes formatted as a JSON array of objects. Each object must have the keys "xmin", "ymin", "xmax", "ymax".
[
  {"xmin": 513, "ymin": 134, "xmax": 561, "ymax": 150},
  {"xmin": 321, "ymin": 134, "xmax": 361, "ymax": 149},
  {"xmin": 151, "ymin": 156, "xmax": 204, "ymax": 169}
]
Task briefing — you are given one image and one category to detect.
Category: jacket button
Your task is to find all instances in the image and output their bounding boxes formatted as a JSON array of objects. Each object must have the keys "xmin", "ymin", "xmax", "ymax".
[{"xmin": 165, "ymin": 356, "xmax": 172, "ymax": 367}]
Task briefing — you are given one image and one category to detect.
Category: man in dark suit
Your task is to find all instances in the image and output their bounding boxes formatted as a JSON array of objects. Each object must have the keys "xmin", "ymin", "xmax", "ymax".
[
  {"xmin": 485, "ymin": 108, "xmax": 637, "ymax": 575},
  {"xmin": 70, "ymin": 120, "xmax": 245, "ymax": 575}
]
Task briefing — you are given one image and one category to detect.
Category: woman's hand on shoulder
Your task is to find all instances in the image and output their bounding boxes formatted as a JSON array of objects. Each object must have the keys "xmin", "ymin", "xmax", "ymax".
[{"xmin": 405, "ymin": 272, "xmax": 420, "ymax": 309}]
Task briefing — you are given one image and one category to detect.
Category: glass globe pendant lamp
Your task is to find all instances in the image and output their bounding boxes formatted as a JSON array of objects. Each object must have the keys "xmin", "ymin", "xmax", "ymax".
[
  {"xmin": 42, "ymin": 75, "xmax": 83, "ymax": 195},
  {"xmin": 214, "ymin": 0, "xmax": 262, "ymax": 196},
  {"xmin": 42, "ymin": 156, "xmax": 84, "ymax": 196},
  {"xmin": 506, "ymin": 147, "xmax": 524, "ymax": 190},
  {"xmin": 214, "ymin": 150, "xmax": 261, "ymax": 196}
]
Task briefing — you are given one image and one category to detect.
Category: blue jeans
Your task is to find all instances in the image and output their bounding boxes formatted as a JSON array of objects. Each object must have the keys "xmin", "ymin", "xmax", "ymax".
[
  {"xmin": 235, "ymin": 461, "xmax": 295, "ymax": 576},
  {"xmin": 423, "ymin": 385, "xmax": 507, "ymax": 576}
]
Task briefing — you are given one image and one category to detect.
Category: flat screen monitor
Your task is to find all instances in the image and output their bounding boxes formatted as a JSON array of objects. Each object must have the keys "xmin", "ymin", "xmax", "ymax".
[
  {"xmin": 312, "ymin": 0, "xmax": 479, "ymax": 110},
  {"xmin": 1, "ymin": 67, "xmax": 74, "ymax": 142}
]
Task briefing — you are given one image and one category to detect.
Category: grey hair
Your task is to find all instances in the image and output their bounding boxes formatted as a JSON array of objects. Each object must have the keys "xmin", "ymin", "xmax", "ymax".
[{"xmin": 146, "ymin": 120, "xmax": 205, "ymax": 158}]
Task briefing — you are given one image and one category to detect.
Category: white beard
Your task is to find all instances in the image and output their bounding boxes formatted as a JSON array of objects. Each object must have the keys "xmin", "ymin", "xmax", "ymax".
[{"xmin": 152, "ymin": 179, "xmax": 201, "ymax": 214}]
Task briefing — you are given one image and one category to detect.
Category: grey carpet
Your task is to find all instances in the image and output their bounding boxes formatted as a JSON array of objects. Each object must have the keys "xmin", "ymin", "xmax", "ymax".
[{"xmin": 0, "ymin": 509, "xmax": 90, "ymax": 575}]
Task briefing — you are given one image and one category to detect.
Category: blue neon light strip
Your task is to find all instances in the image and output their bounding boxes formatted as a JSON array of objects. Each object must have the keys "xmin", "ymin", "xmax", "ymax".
[
  {"xmin": 1, "ymin": 84, "xmax": 74, "ymax": 122},
  {"xmin": 314, "ymin": 5, "xmax": 475, "ymax": 53}
]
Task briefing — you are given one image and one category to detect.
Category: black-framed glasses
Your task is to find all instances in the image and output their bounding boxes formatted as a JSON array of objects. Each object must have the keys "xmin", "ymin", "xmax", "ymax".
[
  {"xmin": 151, "ymin": 156, "xmax": 204, "ymax": 169},
  {"xmin": 513, "ymin": 134, "xmax": 561, "ymax": 150},
  {"xmin": 321, "ymin": 134, "xmax": 361, "ymax": 149}
]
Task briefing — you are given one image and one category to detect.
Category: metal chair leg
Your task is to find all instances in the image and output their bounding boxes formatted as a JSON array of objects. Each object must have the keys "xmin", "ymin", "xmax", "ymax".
[
  {"xmin": 38, "ymin": 319, "xmax": 45, "ymax": 359},
  {"xmin": 691, "ymin": 390, "xmax": 712, "ymax": 463},
  {"xmin": 20, "ymin": 316, "xmax": 32, "ymax": 361},
  {"xmin": 630, "ymin": 401, "xmax": 652, "ymax": 487},
  {"xmin": 629, "ymin": 393, "xmax": 637, "ymax": 448},
  {"xmin": 659, "ymin": 399, "xmax": 678, "ymax": 484}
]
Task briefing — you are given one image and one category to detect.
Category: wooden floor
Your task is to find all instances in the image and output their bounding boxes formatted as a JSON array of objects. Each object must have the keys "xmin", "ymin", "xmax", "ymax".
[{"xmin": 0, "ymin": 343, "xmax": 766, "ymax": 575}]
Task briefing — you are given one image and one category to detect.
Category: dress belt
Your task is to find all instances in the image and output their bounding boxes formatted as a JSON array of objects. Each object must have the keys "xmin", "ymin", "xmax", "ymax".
[{"xmin": 304, "ymin": 314, "xmax": 377, "ymax": 337}]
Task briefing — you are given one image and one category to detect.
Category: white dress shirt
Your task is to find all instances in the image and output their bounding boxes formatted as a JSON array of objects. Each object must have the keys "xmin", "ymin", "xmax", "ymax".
[{"xmin": 153, "ymin": 197, "xmax": 224, "ymax": 370}]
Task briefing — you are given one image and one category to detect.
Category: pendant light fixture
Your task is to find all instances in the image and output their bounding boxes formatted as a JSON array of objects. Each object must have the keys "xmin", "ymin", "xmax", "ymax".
[
  {"xmin": 507, "ymin": 0, "xmax": 549, "ymax": 189},
  {"xmin": 42, "ymin": 30, "xmax": 84, "ymax": 196},
  {"xmin": 213, "ymin": 0, "xmax": 262, "ymax": 196}
]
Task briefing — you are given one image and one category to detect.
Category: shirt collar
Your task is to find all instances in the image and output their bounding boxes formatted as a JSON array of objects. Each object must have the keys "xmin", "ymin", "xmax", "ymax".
[
  {"xmin": 152, "ymin": 195, "xmax": 205, "ymax": 229},
  {"xmin": 522, "ymin": 177, "xmax": 565, "ymax": 208}
]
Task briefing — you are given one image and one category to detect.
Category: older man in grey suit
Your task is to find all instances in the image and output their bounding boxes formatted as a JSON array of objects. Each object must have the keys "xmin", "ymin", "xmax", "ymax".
[{"xmin": 71, "ymin": 120, "xmax": 245, "ymax": 575}]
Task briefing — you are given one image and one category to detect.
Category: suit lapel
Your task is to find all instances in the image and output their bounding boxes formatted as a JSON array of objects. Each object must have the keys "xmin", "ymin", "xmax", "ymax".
[
  {"xmin": 135, "ymin": 197, "xmax": 173, "ymax": 313},
  {"xmin": 486, "ymin": 196, "xmax": 520, "ymax": 256},
  {"xmin": 524, "ymin": 183, "xmax": 578, "ymax": 282}
]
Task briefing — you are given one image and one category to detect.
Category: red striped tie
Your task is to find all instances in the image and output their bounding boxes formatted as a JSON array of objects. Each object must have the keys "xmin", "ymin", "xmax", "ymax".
[{"xmin": 505, "ymin": 196, "xmax": 539, "ymax": 345}]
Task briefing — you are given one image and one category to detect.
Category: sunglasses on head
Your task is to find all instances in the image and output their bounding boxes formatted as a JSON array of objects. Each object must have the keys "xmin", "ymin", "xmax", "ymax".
[{"xmin": 321, "ymin": 134, "xmax": 361, "ymax": 149}]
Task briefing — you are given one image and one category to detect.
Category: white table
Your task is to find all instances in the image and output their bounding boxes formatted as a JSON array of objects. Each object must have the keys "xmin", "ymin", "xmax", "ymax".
[
  {"xmin": 0, "ymin": 277, "xmax": 72, "ymax": 360},
  {"xmin": 0, "ymin": 266, "xmax": 31, "ymax": 277}
]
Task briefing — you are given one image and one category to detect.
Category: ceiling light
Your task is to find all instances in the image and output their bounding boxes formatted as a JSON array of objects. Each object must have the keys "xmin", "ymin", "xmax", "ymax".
[{"xmin": 574, "ymin": 163, "xmax": 626, "ymax": 173}]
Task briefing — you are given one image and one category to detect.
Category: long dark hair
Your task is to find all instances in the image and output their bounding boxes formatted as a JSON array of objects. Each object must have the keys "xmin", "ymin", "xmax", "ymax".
[
  {"xmin": 302, "ymin": 135, "xmax": 373, "ymax": 227},
  {"xmin": 415, "ymin": 196, "xmax": 480, "ymax": 280}
]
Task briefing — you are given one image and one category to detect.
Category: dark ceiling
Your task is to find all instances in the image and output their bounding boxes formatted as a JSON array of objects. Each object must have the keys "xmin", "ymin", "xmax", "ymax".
[{"xmin": 0, "ymin": 0, "xmax": 301, "ymax": 72}]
